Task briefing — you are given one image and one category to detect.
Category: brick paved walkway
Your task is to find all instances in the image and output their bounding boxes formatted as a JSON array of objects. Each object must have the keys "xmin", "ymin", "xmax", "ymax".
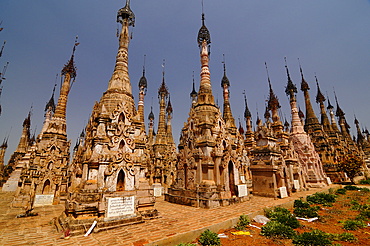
[{"xmin": 0, "ymin": 185, "xmax": 338, "ymax": 246}]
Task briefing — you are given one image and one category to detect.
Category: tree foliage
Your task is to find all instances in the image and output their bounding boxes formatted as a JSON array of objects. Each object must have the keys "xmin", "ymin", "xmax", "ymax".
[{"xmin": 337, "ymin": 155, "xmax": 364, "ymax": 183}]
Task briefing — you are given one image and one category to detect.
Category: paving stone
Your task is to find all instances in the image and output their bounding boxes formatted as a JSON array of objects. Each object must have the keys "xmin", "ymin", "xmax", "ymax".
[{"xmin": 0, "ymin": 186, "xmax": 339, "ymax": 245}]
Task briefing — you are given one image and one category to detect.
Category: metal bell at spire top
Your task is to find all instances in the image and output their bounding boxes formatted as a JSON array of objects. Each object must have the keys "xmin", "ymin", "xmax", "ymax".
[
  {"xmin": 197, "ymin": 13, "xmax": 211, "ymax": 47},
  {"xmin": 117, "ymin": 0, "xmax": 135, "ymax": 26}
]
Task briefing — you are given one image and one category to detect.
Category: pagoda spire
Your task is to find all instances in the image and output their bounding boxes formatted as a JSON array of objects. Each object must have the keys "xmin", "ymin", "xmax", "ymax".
[
  {"xmin": 285, "ymin": 58, "xmax": 304, "ymax": 133},
  {"xmin": 265, "ymin": 62, "xmax": 280, "ymax": 123},
  {"xmin": 53, "ymin": 38, "xmax": 78, "ymax": 120},
  {"xmin": 166, "ymin": 95, "xmax": 174, "ymax": 146},
  {"xmin": 354, "ymin": 116, "xmax": 364, "ymax": 145},
  {"xmin": 196, "ymin": 11, "xmax": 214, "ymax": 106},
  {"xmin": 39, "ymin": 82, "xmax": 57, "ymax": 139},
  {"xmin": 107, "ymin": 0, "xmax": 135, "ymax": 96},
  {"xmin": 16, "ymin": 110, "xmax": 31, "ymax": 154},
  {"xmin": 138, "ymin": 55, "xmax": 147, "ymax": 128},
  {"xmin": 0, "ymin": 136, "xmax": 8, "ymax": 174},
  {"xmin": 299, "ymin": 61, "xmax": 320, "ymax": 132},
  {"xmin": 327, "ymin": 96, "xmax": 340, "ymax": 133},
  {"xmin": 155, "ymin": 61, "xmax": 169, "ymax": 145},
  {"xmin": 315, "ymin": 76, "xmax": 331, "ymax": 133},
  {"xmin": 243, "ymin": 91, "xmax": 252, "ymax": 132},
  {"xmin": 221, "ymin": 55, "xmax": 236, "ymax": 130},
  {"xmin": 334, "ymin": 91, "xmax": 350, "ymax": 137},
  {"xmin": 148, "ymin": 106, "xmax": 155, "ymax": 145},
  {"xmin": 190, "ymin": 71, "xmax": 198, "ymax": 105}
]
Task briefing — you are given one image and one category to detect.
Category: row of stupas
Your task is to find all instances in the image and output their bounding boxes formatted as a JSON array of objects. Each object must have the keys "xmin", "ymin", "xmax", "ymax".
[{"xmin": 0, "ymin": 0, "xmax": 369, "ymax": 234}]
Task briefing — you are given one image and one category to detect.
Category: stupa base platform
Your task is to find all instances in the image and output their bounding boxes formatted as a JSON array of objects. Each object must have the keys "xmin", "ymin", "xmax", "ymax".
[{"xmin": 165, "ymin": 187, "xmax": 250, "ymax": 209}]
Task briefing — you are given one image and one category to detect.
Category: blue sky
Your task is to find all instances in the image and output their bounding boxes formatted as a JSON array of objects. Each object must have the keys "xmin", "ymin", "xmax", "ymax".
[{"xmin": 1, "ymin": 0, "xmax": 370, "ymax": 164}]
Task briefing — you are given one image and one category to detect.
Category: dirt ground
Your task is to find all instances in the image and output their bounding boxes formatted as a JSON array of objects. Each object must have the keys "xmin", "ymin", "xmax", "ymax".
[{"xmin": 216, "ymin": 189, "xmax": 370, "ymax": 246}]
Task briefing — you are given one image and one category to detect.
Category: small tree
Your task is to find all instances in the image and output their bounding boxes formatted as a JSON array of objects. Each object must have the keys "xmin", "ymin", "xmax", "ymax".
[{"xmin": 337, "ymin": 155, "xmax": 364, "ymax": 184}]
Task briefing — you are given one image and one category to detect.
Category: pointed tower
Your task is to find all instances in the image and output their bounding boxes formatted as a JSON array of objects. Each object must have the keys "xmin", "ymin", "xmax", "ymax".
[
  {"xmin": 327, "ymin": 97, "xmax": 340, "ymax": 134},
  {"xmin": 299, "ymin": 65, "xmax": 321, "ymax": 134},
  {"xmin": 299, "ymin": 67, "xmax": 333, "ymax": 180},
  {"xmin": 166, "ymin": 96, "xmax": 175, "ymax": 147},
  {"xmin": 8, "ymin": 111, "xmax": 31, "ymax": 165},
  {"xmin": 137, "ymin": 56, "xmax": 147, "ymax": 130},
  {"xmin": 313, "ymin": 77, "xmax": 345, "ymax": 182},
  {"xmin": 63, "ymin": 2, "xmax": 156, "ymax": 234},
  {"xmin": 149, "ymin": 67, "xmax": 177, "ymax": 190},
  {"xmin": 0, "ymin": 137, "xmax": 8, "ymax": 186},
  {"xmin": 285, "ymin": 60, "xmax": 328, "ymax": 187},
  {"xmin": 166, "ymin": 10, "xmax": 250, "ymax": 208},
  {"xmin": 335, "ymin": 94, "xmax": 351, "ymax": 139},
  {"xmin": 355, "ymin": 117, "xmax": 365, "ymax": 146},
  {"xmin": 190, "ymin": 73, "xmax": 198, "ymax": 106},
  {"xmin": 155, "ymin": 67, "xmax": 169, "ymax": 146},
  {"xmin": 265, "ymin": 63, "xmax": 284, "ymax": 135},
  {"xmin": 244, "ymin": 92, "xmax": 255, "ymax": 150},
  {"xmin": 39, "ymin": 83, "xmax": 56, "ymax": 140},
  {"xmin": 221, "ymin": 58, "xmax": 237, "ymax": 133},
  {"xmin": 2, "ymin": 111, "xmax": 31, "ymax": 191},
  {"xmin": 147, "ymin": 106, "xmax": 155, "ymax": 146},
  {"xmin": 6, "ymin": 41, "xmax": 77, "ymax": 207}
]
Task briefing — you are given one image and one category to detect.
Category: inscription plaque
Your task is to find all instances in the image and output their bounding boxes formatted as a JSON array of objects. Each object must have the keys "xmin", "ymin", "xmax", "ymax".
[
  {"xmin": 279, "ymin": 186, "xmax": 288, "ymax": 198},
  {"xmin": 293, "ymin": 180, "xmax": 300, "ymax": 190},
  {"xmin": 33, "ymin": 194, "xmax": 54, "ymax": 207},
  {"xmin": 106, "ymin": 196, "xmax": 135, "ymax": 218},
  {"xmin": 237, "ymin": 184, "xmax": 248, "ymax": 197}
]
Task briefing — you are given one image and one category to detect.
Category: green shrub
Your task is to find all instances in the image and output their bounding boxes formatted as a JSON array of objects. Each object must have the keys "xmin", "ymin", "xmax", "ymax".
[
  {"xmin": 335, "ymin": 188, "xmax": 346, "ymax": 195},
  {"xmin": 198, "ymin": 229, "xmax": 220, "ymax": 246},
  {"xmin": 294, "ymin": 206, "xmax": 320, "ymax": 218},
  {"xmin": 235, "ymin": 214, "xmax": 251, "ymax": 230},
  {"xmin": 274, "ymin": 213, "xmax": 300, "ymax": 229},
  {"xmin": 294, "ymin": 199, "xmax": 310, "ymax": 209},
  {"xmin": 264, "ymin": 206, "xmax": 300, "ymax": 229},
  {"xmin": 360, "ymin": 187, "xmax": 370, "ymax": 193},
  {"xmin": 359, "ymin": 179, "xmax": 370, "ymax": 184},
  {"xmin": 342, "ymin": 219, "xmax": 366, "ymax": 230},
  {"xmin": 175, "ymin": 244, "xmax": 197, "ymax": 246},
  {"xmin": 344, "ymin": 185, "xmax": 358, "ymax": 190},
  {"xmin": 292, "ymin": 229, "xmax": 332, "ymax": 246},
  {"xmin": 265, "ymin": 206, "xmax": 290, "ymax": 218},
  {"xmin": 330, "ymin": 232, "xmax": 357, "ymax": 242},
  {"xmin": 261, "ymin": 221, "xmax": 296, "ymax": 239},
  {"xmin": 360, "ymin": 209, "xmax": 370, "ymax": 219},
  {"xmin": 307, "ymin": 192, "xmax": 336, "ymax": 206}
]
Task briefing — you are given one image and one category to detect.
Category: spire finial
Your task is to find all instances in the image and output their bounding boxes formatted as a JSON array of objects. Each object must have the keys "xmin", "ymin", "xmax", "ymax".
[
  {"xmin": 0, "ymin": 40, "xmax": 6, "ymax": 58},
  {"xmin": 158, "ymin": 59, "xmax": 169, "ymax": 97},
  {"xmin": 61, "ymin": 37, "xmax": 79, "ymax": 79},
  {"xmin": 315, "ymin": 73, "xmax": 325, "ymax": 103},
  {"xmin": 138, "ymin": 55, "xmax": 147, "ymax": 90},
  {"xmin": 298, "ymin": 58, "xmax": 309, "ymax": 91},
  {"xmin": 265, "ymin": 62, "xmax": 272, "ymax": 89},
  {"xmin": 243, "ymin": 90, "xmax": 251, "ymax": 119},
  {"xmin": 298, "ymin": 58, "xmax": 303, "ymax": 78},
  {"xmin": 197, "ymin": 1, "xmax": 211, "ymax": 48},
  {"xmin": 143, "ymin": 54, "xmax": 146, "ymax": 76},
  {"xmin": 162, "ymin": 59, "xmax": 165, "ymax": 77},
  {"xmin": 284, "ymin": 57, "xmax": 297, "ymax": 97},
  {"xmin": 221, "ymin": 54, "xmax": 230, "ymax": 88},
  {"xmin": 334, "ymin": 88, "xmax": 345, "ymax": 117},
  {"xmin": 117, "ymin": 0, "xmax": 135, "ymax": 26},
  {"xmin": 190, "ymin": 71, "xmax": 198, "ymax": 99}
]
